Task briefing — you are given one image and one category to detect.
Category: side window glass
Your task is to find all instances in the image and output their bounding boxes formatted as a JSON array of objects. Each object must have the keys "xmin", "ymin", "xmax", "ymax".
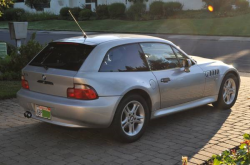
[
  {"xmin": 99, "ymin": 44, "xmax": 149, "ymax": 72},
  {"xmin": 172, "ymin": 47, "xmax": 188, "ymax": 67},
  {"xmin": 140, "ymin": 43, "xmax": 179, "ymax": 71}
]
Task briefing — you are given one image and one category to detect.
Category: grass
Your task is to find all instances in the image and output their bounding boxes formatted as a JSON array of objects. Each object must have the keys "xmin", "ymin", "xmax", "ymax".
[
  {"xmin": 1, "ymin": 13, "xmax": 250, "ymax": 36},
  {"xmin": 0, "ymin": 81, "xmax": 21, "ymax": 99}
]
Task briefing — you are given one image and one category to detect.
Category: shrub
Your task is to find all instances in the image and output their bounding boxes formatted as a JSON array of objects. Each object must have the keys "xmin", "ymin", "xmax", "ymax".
[
  {"xmin": 3, "ymin": 8, "xmax": 25, "ymax": 21},
  {"xmin": 0, "ymin": 71, "xmax": 20, "ymax": 81},
  {"xmin": 126, "ymin": 2, "xmax": 146, "ymax": 20},
  {"xmin": 0, "ymin": 33, "xmax": 44, "ymax": 81},
  {"xmin": 70, "ymin": 7, "xmax": 81, "ymax": 18},
  {"xmin": 141, "ymin": 13, "xmax": 153, "ymax": 21},
  {"xmin": 19, "ymin": 12, "xmax": 57, "ymax": 21},
  {"xmin": 79, "ymin": 9, "xmax": 92, "ymax": 20},
  {"xmin": 60, "ymin": 7, "xmax": 70, "ymax": 17},
  {"xmin": 17, "ymin": 33, "xmax": 44, "ymax": 69},
  {"xmin": 96, "ymin": 5, "xmax": 109, "ymax": 19},
  {"xmin": 236, "ymin": 0, "xmax": 249, "ymax": 10},
  {"xmin": 108, "ymin": 3, "xmax": 126, "ymax": 18},
  {"xmin": 163, "ymin": 2, "xmax": 183, "ymax": 16},
  {"xmin": 60, "ymin": 7, "xmax": 81, "ymax": 19},
  {"xmin": 150, "ymin": 1, "xmax": 164, "ymax": 16}
]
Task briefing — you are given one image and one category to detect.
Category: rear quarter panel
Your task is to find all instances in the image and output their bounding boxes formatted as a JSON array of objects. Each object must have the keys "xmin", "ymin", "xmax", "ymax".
[{"xmin": 74, "ymin": 72, "xmax": 161, "ymax": 111}]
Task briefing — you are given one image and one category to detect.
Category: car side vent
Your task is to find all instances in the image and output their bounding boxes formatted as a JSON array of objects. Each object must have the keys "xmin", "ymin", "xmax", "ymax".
[{"xmin": 205, "ymin": 69, "xmax": 219, "ymax": 77}]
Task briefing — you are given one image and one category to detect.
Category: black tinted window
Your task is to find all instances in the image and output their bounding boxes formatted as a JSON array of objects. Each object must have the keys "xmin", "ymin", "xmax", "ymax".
[
  {"xmin": 140, "ymin": 43, "xmax": 179, "ymax": 71},
  {"xmin": 99, "ymin": 44, "xmax": 149, "ymax": 72},
  {"xmin": 29, "ymin": 43, "xmax": 94, "ymax": 71}
]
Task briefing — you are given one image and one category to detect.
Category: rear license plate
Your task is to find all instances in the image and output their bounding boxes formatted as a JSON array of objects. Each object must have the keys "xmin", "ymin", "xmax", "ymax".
[{"xmin": 35, "ymin": 105, "xmax": 51, "ymax": 120}]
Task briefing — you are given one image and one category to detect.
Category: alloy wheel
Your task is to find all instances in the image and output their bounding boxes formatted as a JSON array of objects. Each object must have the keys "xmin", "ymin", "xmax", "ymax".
[
  {"xmin": 121, "ymin": 101, "xmax": 145, "ymax": 136},
  {"xmin": 223, "ymin": 78, "xmax": 236, "ymax": 105}
]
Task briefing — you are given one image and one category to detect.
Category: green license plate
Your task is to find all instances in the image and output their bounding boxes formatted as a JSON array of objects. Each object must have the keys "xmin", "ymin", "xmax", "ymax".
[{"xmin": 35, "ymin": 105, "xmax": 51, "ymax": 119}]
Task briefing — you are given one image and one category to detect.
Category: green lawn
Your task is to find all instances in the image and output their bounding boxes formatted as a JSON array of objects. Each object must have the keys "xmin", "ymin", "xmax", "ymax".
[
  {"xmin": 1, "ymin": 13, "xmax": 250, "ymax": 36},
  {"xmin": 0, "ymin": 81, "xmax": 21, "ymax": 99}
]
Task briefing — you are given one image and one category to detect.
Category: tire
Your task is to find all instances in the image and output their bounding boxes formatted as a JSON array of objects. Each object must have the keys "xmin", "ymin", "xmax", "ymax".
[
  {"xmin": 112, "ymin": 94, "xmax": 150, "ymax": 143},
  {"xmin": 212, "ymin": 73, "xmax": 239, "ymax": 109}
]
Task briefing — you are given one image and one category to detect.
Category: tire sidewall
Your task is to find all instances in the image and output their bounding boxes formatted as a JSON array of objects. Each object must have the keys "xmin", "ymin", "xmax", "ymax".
[
  {"xmin": 216, "ymin": 73, "xmax": 239, "ymax": 109},
  {"xmin": 112, "ymin": 94, "xmax": 150, "ymax": 143}
]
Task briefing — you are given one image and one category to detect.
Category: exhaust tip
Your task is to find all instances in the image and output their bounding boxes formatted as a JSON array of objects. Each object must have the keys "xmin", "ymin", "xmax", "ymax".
[
  {"xmin": 27, "ymin": 112, "xmax": 32, "ymax": 118},
  {"xmin": 24, "ymin": 111, "xmax": 32, "ymax": 118},
  {"xmin": 24, "ymin": 112, "xmax": 27, "ymax": 117}
]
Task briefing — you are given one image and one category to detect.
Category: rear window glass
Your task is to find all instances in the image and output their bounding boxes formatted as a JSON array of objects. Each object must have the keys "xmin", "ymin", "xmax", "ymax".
[{"xmin": 29, "ymin": 43, "xmax": 95, "ymax": 71}]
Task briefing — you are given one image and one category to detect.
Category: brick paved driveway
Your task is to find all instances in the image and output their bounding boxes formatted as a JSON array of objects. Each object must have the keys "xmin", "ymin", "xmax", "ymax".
[{"xmin": 0, "ymin": 74, "xmax": 249, "ymax": 165}]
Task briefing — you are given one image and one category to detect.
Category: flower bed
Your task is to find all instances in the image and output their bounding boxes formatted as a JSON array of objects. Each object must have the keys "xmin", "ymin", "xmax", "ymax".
[{"xmin": 202, "ymin": 134, "xmax": 250, "ymax": 165}]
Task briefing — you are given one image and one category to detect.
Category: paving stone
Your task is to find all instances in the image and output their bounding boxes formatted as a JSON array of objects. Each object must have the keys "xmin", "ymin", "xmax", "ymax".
[
  {"xmin": 114, "ymin": 158, "xmax": 127, "ymax": 164},
  {"xmin": 160, "ymin": 159, "xmax": 179, "ymax": 165},
  {"xmin": 151, "ymin": 158, "xmax": 165, "ymax": 163}
]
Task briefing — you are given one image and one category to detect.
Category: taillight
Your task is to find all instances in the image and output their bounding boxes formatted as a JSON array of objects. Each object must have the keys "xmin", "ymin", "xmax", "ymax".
[
  {"xmin": 21, "ymin": 76, "xmax": 29, "ymax": 90},
  {"xmin": 67, "ymin": 84, "xmax": 98, "ymax": 100}
]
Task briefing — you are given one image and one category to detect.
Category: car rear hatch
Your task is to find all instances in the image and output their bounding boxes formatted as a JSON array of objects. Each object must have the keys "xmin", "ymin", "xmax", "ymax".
[{"xmin": 22, "ymin": 42, "xmax": 95, "ymax": 97}]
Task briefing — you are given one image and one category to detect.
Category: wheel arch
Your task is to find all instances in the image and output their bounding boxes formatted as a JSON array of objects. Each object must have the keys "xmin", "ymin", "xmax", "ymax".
[
  {"xmin": 122, "ymin": 89, "xmax": 153, "ymax": 113},
  {"xmin": 223, "ymin": 69, "xmax": 241, "ymax": 86},
  {"xmin": 215, "ymin": 69, "xmax": 241, "ymax": 98},
  {"xmin": 109, "ymin": 88, "xmax": 153, "ymax": 128},
  {"xmin": 213, "ymin": 69, "xmax": 240, "ymax": 109}
]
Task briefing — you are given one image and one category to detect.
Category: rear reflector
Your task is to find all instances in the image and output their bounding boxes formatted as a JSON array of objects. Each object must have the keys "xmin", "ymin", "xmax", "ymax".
[
  {"xmin": 21, "ymin": 76, "xmax": 29, "ymax": 90},
  {"xmin": 67, "ymin": 84, "xmax": 98, "ymax": 100}
]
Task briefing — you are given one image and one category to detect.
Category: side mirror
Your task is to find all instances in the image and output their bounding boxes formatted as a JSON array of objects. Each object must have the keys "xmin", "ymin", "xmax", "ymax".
[{"xmin": 183, "ymin": 59, "xmax": 192, "ymax": 72}]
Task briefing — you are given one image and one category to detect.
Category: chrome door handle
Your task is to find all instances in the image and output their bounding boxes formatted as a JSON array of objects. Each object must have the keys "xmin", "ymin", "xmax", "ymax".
[{"xmin": 161, "ymin": 78, "xmax": 171, "ymax": 83}]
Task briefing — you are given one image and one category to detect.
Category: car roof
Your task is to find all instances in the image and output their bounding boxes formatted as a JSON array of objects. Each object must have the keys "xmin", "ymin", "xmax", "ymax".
[{"xmin": 53, "ymin": 34, "xmax": 170, "ymax": 45}]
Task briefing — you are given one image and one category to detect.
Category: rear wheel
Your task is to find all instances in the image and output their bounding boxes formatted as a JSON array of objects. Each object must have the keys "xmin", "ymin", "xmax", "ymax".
[
  {"xmin": 212, "ymin": 73, "xmax": 239, "ymax": 109},
  {"xmin": 112, "ymin": 94, "xmax": 149, "ymax": 143}
]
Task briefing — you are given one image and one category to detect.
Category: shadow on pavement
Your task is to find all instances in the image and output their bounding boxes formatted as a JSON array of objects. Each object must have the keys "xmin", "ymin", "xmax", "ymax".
[{"xmin": 0, "ymin": 100, "xmax": 231, "ymax": 165}]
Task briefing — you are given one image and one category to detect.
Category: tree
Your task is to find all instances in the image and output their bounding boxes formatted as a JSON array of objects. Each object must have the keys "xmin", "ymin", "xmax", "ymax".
[{"xmin": 0, "ymin": 0, "xmax": 13, "ymax": 17}]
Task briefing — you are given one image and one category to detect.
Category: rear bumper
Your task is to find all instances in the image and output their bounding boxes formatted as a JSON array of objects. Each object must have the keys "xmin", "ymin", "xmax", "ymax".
[{"xmin": 17, "ymin": 89, "xmax": 121, "ymax": 128}]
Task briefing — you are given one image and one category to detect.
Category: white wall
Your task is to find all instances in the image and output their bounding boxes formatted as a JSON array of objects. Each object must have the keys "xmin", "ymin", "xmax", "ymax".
[
  {"xmin": 44, "ymin": 0, "xmax": 69, "ymax": 14},
  {"xmin": 175, "ymin": 0, "xmax": 205, "ymax": 10},
  {"xmin": 158, "ymin": 0, "xmax": 205, "ymax": 10},
  {"xmin": 45, "ymin": 0, "xmax": 85, "ymax": 14}
]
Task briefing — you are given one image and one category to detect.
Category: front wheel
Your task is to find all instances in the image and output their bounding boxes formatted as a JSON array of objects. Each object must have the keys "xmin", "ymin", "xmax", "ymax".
[
  {"xmin": 213, "ymin": 73, "xmax": 239, "ymax": 109},
  {"xmin": 112, "ymin": 94, "xmax": 149, "ymax": 143}
]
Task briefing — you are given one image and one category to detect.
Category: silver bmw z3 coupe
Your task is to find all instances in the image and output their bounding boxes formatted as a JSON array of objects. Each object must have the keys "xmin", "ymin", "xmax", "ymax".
[{"xmin": 17, "ymin": 34, "xmax": 240, "ymax": 142}]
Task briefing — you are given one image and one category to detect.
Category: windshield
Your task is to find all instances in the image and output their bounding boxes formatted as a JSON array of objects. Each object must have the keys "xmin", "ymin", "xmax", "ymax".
[{"xmin": 29, "ymin": 43, "xmax": 95, "ymax": 71}]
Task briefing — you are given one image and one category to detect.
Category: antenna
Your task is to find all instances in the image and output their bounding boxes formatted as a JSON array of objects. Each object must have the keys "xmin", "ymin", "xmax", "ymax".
[{"xmin": 68, "ymin": 10, "xmax": 87, "ymax": 39}]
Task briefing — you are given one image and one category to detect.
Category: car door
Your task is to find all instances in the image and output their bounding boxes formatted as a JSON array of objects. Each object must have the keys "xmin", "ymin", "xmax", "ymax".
[{"xmin": 140, "ymin": 43, "xmax": 205, "ymax": 108}]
